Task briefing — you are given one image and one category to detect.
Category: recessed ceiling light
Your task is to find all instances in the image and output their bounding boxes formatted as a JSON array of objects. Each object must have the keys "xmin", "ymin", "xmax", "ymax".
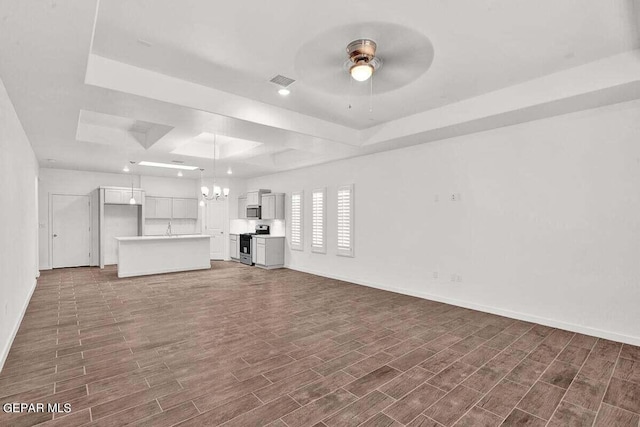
[
  {"xmin": 46, "ymin": 158, "xmax": 56, "ymax": 163},
  {"xmin": 123, "ymin": 165, "xmax": 130, "ymax": 172},
  {"xmin": 227, "ymin": 167, "xmax": 233, "ymax": 175},
  {"xmin": 278, "ymin": 88, "xmax": 290, "ymax": 96},
  {"xmin": 138, "ymin": 161, "xmax": 198, "ymax": 170},
  {"xmin": 177, "ymin": 171, "xmax": 183, "ymax": 177}
]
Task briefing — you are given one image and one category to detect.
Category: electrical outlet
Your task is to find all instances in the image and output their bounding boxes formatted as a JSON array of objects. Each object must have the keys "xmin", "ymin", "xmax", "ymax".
[
  {"xmin": 456, "ymin": 275, "xmax": 463, "ymax": 283},
  {"xmin": 450, "ymin": 193, "xmax": 461, "ymax": 202}
]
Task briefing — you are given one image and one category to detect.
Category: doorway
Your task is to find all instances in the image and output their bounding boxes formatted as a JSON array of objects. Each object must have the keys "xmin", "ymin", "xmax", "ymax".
[
  {"xmin": 51, "ymin": 194, "xmax": 91, "ymax": 268},
  {"xmin": 204, "ymin": 199, "xmax": 226, "ymax": 260}
]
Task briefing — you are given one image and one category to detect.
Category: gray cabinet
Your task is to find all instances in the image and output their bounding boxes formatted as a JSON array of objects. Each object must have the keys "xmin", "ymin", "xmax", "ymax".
[{"xmin": 254, "ymin": 237, "xmax": 284, "ymax": 269}]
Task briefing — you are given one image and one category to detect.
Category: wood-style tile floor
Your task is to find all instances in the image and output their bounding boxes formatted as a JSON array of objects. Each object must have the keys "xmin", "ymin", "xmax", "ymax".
[{"xmin": 1, "ymin": 262, "xmax": 639, "ymax": 427}]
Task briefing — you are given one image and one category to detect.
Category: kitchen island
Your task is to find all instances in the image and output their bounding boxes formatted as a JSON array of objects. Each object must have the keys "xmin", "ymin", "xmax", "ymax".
[{"xmin": 114, "ymin": 235, "xmax": 211, "ymax": 278}]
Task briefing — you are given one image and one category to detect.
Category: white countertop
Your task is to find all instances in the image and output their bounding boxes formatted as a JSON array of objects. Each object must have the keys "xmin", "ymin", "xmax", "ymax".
[
  {"xmin": 115, "ymin": 234, "xmax": 210, "ymax": 241},
  {"xmin": 253, "ymin": 235, "xmax": 285, "ymax": 239}
]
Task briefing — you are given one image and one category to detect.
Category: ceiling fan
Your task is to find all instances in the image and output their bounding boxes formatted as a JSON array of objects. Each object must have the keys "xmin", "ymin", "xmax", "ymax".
[
  {"xmin": 344, "ymin": 39, "xmax": 382, "ymax": 82},
  {"xmin": 294, "ymin": 22, "xmax": 435, "ymax": 96}
]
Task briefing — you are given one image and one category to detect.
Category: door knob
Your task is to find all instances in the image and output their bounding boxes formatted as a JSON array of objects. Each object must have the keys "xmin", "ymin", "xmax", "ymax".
[{"xmin": 53, "ymin": 234, "xmax": 58, "ymax": 237}]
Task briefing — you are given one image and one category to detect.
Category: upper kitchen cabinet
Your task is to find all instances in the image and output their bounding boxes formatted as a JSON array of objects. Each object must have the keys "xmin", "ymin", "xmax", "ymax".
[
  {"xmin": 246, "ymin": 189, "xmax": 270, "ymax": 206},
  {"xmin": 261, "ymin": 193, "xmax": 285, "ymax": 220},
  {"xmin": 145, "ymin": 196, "xmax": 172, "ymax": 219},
  {"xmin": 104, "ymin": 187, "xmax": 143, "ymax": 205},
  {"xmin": 145, "ymin": 196, "xmax": 197, "ymax": 219},
  {"xmin": 238, "ymin": 195, "xmax": 247, "ymax": 219},
  {"xmin": 172, "ymin": 198, "xmax": 198, "ymax": 219}
]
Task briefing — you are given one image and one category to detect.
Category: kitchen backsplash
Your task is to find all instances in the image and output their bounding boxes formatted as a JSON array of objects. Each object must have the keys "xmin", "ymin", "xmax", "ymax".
[
  {"xmin": 230, "ymin": 219, "xmax": 285, "ymax": 236},
  {"xmin": 145, "ymin": 218, "xmax": 198, "ymax": 236}
]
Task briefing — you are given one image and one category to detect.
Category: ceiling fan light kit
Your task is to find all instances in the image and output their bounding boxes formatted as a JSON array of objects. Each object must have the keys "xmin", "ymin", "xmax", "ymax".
[{"xmin": 346, "ymin": 39, "xmax": 382, "ymax": 82}]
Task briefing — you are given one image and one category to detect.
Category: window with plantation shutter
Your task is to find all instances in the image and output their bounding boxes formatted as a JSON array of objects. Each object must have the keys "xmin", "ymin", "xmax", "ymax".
[
  {"xmin": 311, "ymin": 188, "xmax": 326, "ymax": 253},
  {"xmin": 290, "ymin": 191, "xmax": 303, "ymax": 251},
  {"xmin": 337, "ymin": 184, "xmax": 354, "ymax": 257}
]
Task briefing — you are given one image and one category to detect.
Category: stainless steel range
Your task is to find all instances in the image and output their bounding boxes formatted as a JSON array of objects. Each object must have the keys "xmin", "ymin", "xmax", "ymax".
[{"xmin": 239, "ymin": 224, "xmax": 269, "ymax": 265}]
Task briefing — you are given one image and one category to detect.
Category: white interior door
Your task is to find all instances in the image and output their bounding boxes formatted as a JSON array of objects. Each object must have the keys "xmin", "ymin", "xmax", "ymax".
[
  {"xmin": 52, "ymin": 194, "xmax": 91, "ymax": 268},
  {"xmin": 204, "ymin": 199, "xmax": 226, "ymax": 260}
]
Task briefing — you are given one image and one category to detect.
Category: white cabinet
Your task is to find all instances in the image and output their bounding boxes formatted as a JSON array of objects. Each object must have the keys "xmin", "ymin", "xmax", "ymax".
[
  {"xmin": 230, "ymin": 234, "xmax": 239, "ymax": 260},
  {"xmin": 238, "ymin": 196, "xmax": 247, "ymax": 219},
  {"xmin": 104, "ymin": 188, "xmax": 122, "ymax": 204},
  {"xmin": 186, "ymin": 199, "xmax": 198, "ymax": 219},
  {"xmin": 261, "ymin": 193, "xmax": 285, "ymax": 220},
  {"xmin": 254, "ymin": 237, "xmax": 284, "ymax": 269},
  {"xmin": 98, "ymin": 186, "xmax": 145, "ymax": 269},
  {"xmin": 246, "ymin": 189, "xmax": 270, "ymax": 206},
  {"xmin": 145, "ymin": 197, "xmax": 172, "ymax": 219},
  {"xmin": 104, "ymin": 188, "xmax": 142, "ymax": 205},
  {"xmin": 172, "ymin": 198, "xmax": 198, "ymax": 219},
  {"xmin": 145, "ymin": 197, "xmax": 197, "ymax": 219},
  {"xmin": 172, "ymin": 198, "xmax": 186, "ymax": 219},
  {"xmin": 256, "ymin": 239, "xmax": 266, "ymax": 265},
  {"xmin": 262, "ymin": 195, "xmax": 273, "ymax": 219},
  {"xmin": 246, "ymin": 191, "xmax": 259, "ymax": 206}
]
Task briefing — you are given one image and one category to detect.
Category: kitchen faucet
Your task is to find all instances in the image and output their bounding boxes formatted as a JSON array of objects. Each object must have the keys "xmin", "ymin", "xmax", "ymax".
[{"xmin": 166, "ymin": 220, "xmax": 172, "ymax": 236}]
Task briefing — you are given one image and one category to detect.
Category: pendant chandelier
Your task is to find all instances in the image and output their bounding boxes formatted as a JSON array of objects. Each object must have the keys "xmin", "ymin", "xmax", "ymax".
[{"xmin": 200, "ymin": 134, "xmax": 229, "ymax": 205}]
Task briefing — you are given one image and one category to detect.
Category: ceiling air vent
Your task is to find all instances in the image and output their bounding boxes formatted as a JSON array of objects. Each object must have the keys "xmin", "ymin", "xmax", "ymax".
[{"xmin": 269, "ymin": 74, "xmax": 296, "ymax": 88}]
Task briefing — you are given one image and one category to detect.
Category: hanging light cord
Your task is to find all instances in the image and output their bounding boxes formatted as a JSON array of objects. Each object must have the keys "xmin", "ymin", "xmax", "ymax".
[{"xmin": 369, "ymin": 73, "xmax": 373, "ymax": 113}]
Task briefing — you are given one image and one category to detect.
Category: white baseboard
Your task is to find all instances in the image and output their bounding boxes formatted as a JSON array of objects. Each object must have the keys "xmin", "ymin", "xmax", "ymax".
[
  {"xmin": 285, "ymin": 264, "xmax": 640, "ymax": 347},
  {"xmin": 0, "ymin": 278, "xmax": 38, "ymax": 373}
]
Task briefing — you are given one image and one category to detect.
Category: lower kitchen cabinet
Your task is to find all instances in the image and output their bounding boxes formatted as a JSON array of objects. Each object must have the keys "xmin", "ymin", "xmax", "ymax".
[
  {"xmin": 230, "ymin": 234, "xmax": 239, "ymax": 260},
  {"xmin": 254, "ymin": 236, "xmax": 284, "ymax": 269}
]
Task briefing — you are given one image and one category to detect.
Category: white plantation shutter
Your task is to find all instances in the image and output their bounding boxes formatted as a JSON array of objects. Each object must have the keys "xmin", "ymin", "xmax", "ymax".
[
  {"xmin": 290, "ymin": 191, "xmax": 303, "ymax": 251},
  {"xmin": 337, "ymin": 184, "xmax": 354, "ymax": 257},
  {"xmin": 311, "ymin": 188, "xmax": 326, "ymax": 253}
]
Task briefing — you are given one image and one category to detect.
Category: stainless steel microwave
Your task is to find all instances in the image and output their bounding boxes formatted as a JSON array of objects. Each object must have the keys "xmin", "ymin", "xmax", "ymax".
[{"xmin": 247, "ymin": 206, "xmax": 261, "ymax": 219}]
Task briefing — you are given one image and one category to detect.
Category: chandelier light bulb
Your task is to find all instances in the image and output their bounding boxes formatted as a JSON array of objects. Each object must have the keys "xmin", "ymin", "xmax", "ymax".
[
  {"xmin": 201, "ymin": 186, "xmax": 210, "ymax": 196},
  {"xmin": 223, "ymin": 188, "xmax": 230, "ymax": 197}
]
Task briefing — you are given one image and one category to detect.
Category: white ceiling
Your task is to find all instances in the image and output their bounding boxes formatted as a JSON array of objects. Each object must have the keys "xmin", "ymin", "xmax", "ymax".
[{"xmin": 0, "ymin": 0, "xmax": 639, "ymax": 179}]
